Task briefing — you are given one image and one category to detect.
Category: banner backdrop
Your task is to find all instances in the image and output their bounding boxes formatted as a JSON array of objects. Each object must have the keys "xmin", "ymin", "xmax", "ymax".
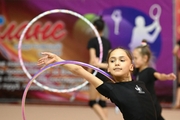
[{"xmin": 0, "ymin": 0, "xmax": 175, "ymax": 104}]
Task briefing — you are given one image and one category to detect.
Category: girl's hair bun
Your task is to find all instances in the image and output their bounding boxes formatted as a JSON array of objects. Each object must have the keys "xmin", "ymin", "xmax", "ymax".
[{"xmin": 141, "ymin": 39, "xmax": 148, "ymax": 47}]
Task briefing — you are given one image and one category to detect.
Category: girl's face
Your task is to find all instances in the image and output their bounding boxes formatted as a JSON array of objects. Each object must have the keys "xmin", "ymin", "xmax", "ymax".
[
  {"xmin": 132, "ymin": 48, "xmax": 147, "ymax": 68},
  {"xmin": 107, "ymin": 49, "xmax": 133, "ymax": 78}
]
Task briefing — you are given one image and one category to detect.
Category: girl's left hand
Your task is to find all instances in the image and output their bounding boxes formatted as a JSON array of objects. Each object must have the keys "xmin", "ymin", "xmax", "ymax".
[{"xmin": 37, "ymin": 52, "xmax": 62, "ymax": 69}]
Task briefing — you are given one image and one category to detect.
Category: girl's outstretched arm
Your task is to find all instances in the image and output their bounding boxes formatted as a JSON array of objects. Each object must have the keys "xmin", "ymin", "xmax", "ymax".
[
  {"xmin": 154, "ymin": 72, "xmax": 176, "ymax": 81},
  {"xmin": 37, "ymin": 52, "xmax": 103, "ymax": 88}
]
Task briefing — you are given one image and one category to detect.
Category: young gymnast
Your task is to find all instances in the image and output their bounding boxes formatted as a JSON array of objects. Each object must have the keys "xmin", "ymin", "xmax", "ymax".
[
  {"xmin": 38, "ymin": 47, "xmax": 157, "ymax": 120},
  {"xmin": 132, "ymin": 40, "xmax": 176, "ymax": 120},
  {"xmin": 87, "ymin": 17, "xmax": 111, "ymax": 120}
]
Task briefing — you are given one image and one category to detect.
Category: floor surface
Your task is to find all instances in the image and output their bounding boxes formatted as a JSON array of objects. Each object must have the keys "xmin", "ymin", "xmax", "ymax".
[{"xmin": 0, "ymin": 103, "xmax": 180, "ymax": 120}]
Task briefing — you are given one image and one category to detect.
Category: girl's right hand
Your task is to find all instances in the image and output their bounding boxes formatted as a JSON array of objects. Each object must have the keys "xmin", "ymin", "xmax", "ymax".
[{"xmin": 37, "ymin": 52, "xmax": 62, "ymax": 68}]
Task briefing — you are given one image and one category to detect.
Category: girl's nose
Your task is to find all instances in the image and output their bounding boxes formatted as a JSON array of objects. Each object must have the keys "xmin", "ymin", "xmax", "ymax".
[{"xmin": 115, "ymin": 61, "xmax": 120, "ymax": 66}]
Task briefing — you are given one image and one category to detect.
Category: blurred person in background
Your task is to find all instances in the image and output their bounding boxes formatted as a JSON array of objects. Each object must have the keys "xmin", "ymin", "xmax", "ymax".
[
  {"xmin": 133, "ymin": 40, "xmax": 176, "ymax": 120},
  {"xmin": 87, "ymin": 16, "xmax": 112, "ymax": 120}
]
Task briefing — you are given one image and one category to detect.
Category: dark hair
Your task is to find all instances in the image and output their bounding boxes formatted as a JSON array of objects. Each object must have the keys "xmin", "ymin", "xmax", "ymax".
[
  {"xmin": 135, "ymin": 39, "xmax": 152, "ymax": 63},
  {"xmin": 107, "ymin": 47, "xmax": 133, "ymax": 62},
  {"xmin": 93, "ymin": 16, "xmax": 105, "ymax": 32}
]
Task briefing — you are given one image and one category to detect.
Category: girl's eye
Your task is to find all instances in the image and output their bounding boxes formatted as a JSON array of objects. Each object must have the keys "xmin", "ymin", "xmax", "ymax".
[
  {"xmin": 110, "ymin": 60, "xmax": 115, "ymax": 63},
  {"xmin": 120, "ymin": 59, "xmax": 125, "ymax": 62}
]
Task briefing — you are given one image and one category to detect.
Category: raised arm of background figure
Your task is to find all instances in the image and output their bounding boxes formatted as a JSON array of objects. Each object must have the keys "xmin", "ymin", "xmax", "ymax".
[
  {"xmin": 154, "ymin": 72, "xmax": 177, "ymax": 81},
  {"xmin": 37, "ymin": 52, "xmax": 103, "ymax": 88}
]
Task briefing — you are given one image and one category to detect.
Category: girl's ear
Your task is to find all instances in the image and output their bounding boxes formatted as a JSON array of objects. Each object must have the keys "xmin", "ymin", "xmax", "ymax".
[
  {"xmin": 143, "ymin": 55, "xmax": 148, "ymax": 62},
  {"xmin": 130, "ymin": 63, "xmax": 134, "ymax": 72}
]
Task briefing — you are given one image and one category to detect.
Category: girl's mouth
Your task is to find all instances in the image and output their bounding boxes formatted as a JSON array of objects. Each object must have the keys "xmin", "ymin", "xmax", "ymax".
[{"xmin": 114, "ymin": 68, "xmax": 122, "ymax": 71}]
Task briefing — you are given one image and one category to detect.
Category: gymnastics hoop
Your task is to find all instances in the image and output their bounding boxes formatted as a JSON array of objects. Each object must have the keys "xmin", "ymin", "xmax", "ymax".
[
  {"xmin": 149, "ymin": 4, "xmax": 161, "ymax": 20},
  {"xmin": 18, "ymin": 9, "xmax": 103, "ymax": 93},
  {"xmin": 22, "ymin": 60, "xmax": 113, "ymax": 120}
]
